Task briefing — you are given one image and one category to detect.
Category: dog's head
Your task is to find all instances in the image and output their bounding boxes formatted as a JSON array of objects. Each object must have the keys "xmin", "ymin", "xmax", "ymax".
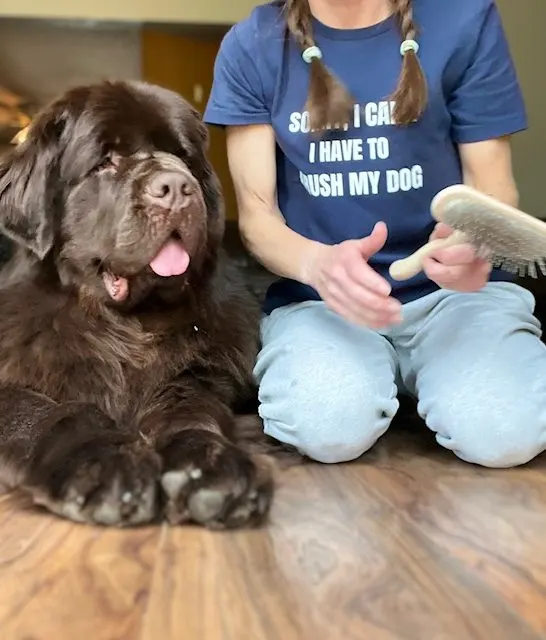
[{"xmin": 0, "ymin": 80, "xmax": 223, "ymax": 307}]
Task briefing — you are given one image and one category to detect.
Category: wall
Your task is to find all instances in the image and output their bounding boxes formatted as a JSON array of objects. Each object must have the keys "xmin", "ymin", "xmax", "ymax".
[
  {"xmin": 0, "ymin": 19, "xmax": 141, "ymax": 104},
  {"xmin": 0, "ymin": 2, "xmax": 545, "ymax": 218},
  {"xmin": 0, "ymin": 0, "xmax": 256, "ymax": 24},
  {"xmin": 497, "ymin": 0, "xmax": 546, "ymax": 217},
  {"xmin": 0, "ymin": 18, "xmax": 236, "ymax": 218}
]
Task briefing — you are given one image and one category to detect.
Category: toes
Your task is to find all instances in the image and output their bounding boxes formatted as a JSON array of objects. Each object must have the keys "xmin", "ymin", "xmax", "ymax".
[
  {"xmin": 223, "ymin": 481, "xmax": 273, "ymax": 529},
  {"xmin": 31, "ymin": 486, "xmax": 87, "ymax": 523},
  {"xmin": 91, "ymin": 476, "xmax": 157, "ymax": 526},
  {"xmin": 224, "ymin": 501, "xmax": 254, "ymax": 528},
  {"xmin": 91, "ymin": 477, "xmax": 125, "ymax": 525},
  {"xmin": 160, "ymin": 457, "xmax": 273, "ymax": 529},
  {"xmin": 159, "ymin": 463, "xmax": 233, "ymax": 526},
  {"xmin": 93, "ymin": 498, "xmax": 123, "ymax": 526},
  {"xmin": 29, "ymin": 448, "xmax": 160, "ymax": 527},
  {"xmin": 132, "ymin": 482, "xmax": 157, "ymax": 524},
  {"xmin": 161, "ymin": 470, "xmax": 191, "ymax": 500},
  {"xmin": 188, "ymin": 488, "xmax": 227, "ymax": 524},
  {"xmin": 157, "ymin": 432, "xmax": 274, "ymax": 529}
]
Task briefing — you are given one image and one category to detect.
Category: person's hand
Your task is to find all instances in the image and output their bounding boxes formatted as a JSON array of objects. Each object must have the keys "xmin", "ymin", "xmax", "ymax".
[
  {"xmin": 303, "ymin": 222, "xmax": 402, "ymax": 328},
  {"xmin": 422, "ymin": 223, "xmax": 491, "ymax": 292}
]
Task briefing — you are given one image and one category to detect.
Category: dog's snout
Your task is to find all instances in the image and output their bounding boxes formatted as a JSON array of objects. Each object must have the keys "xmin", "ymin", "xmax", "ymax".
[{"xmin": 145, "ymin": 172, "xmax": 193, "ymax": 210}]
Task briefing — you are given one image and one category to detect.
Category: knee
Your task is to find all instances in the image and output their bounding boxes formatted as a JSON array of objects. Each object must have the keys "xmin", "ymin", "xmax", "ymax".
[
  {"xmin": 298, "ymin": 422, "xmax": 384, "ymax": 464},
  {"xmin": 454, "ymin": 436, "xmax": 542, "ymax": 468},
  {"xmin": 257, "ymin": 345, "xmax": 398, "ymax": 464},
  {"xmin": 285, "ymin": 399, "xmax": 395, "ymax": 464},
  {"xmin": 454, "ymin": 430, "xmax": 543, "ymax": 468},
  {"xmin": 429, "ymin": 395, "xmax": 546, "ymax": 468}
]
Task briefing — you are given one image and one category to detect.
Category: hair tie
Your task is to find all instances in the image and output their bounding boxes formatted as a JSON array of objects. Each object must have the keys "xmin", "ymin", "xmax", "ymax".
[
  {"xmin": 302, "ymin": 45, "xmax": 322, "ymax": 64},
  {"xmin": 400, "ymin": 39, "xmax": 419, "ymax": 56}
]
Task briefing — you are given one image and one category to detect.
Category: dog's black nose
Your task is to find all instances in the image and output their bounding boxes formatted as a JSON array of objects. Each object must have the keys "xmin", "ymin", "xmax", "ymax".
[{"xmin": 145, "ymin": 172, "xmax": 194, "ymax": 209}]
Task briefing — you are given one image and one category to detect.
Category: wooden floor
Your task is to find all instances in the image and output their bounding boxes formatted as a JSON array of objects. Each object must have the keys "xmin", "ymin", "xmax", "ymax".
[{"xmin": 1, "ymin": 422, "xmax": 546, "ymax": 640}]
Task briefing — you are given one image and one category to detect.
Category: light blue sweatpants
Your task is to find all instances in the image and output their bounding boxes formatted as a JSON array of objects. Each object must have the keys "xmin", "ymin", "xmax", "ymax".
[{"xmin": 254, "ymin": 282, "xmax": 546, "ymax": 467}]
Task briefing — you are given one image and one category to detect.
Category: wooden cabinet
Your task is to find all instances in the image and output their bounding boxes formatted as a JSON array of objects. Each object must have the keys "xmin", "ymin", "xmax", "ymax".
[{"xmin": 141, "ymin": 28, "xmax": 238, "ymax": 221}]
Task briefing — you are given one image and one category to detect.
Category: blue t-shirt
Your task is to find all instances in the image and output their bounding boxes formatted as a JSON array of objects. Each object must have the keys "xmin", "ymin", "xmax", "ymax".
[{"xmin": 204, "ymin": 0, "xmax": 527, "ymax": 314}]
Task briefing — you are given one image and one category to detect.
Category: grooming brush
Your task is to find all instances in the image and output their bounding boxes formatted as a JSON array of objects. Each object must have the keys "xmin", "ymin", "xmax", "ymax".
[{"xmin": 389, "ymin": 184, "xmax": 546, "ymax": 281}]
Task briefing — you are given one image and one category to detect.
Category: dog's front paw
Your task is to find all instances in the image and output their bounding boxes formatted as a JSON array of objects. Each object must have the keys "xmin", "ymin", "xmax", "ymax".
[
  {"xmin": 158, "ymin": 430, "xmax": 273, "ymax": 529},
  {"xmin": 26, "ymin": 411, "xmax": 161, "ymax": 526}
]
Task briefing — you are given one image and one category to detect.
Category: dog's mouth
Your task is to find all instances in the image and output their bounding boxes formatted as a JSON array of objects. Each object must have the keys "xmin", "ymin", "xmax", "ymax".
[
  {"xmin": 101, "ymin": 232, "xmax": 190, "ymax": 302},
  {"xmin": 148, "ymin": 232, "xmax": 190, "ymax": 278},
  {"xmin": 102, "ymin": 271, "xmax": 129, "ymax": 302}
]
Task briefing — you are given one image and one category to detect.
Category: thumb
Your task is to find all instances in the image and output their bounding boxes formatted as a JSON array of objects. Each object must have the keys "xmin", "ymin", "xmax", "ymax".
[{"xmin": 358, "ymin": 222, "xmax": 388, "ymax": 260}]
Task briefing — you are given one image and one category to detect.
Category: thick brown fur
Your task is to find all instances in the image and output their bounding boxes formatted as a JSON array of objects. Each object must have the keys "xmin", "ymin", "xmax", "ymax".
[
  {"xmin": 0, "ymin": 80, "xmax": 279, "ymax": 529},
  {"xmin": 284, "ymin": 0, "xmax": 428, "ymax": 130}
]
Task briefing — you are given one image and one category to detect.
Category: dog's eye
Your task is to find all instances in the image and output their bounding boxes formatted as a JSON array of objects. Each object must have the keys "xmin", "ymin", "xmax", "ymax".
[
  {"xmin": 96, "ymin": 157, "xmax": 114, "ymax": 172},
  {"xmin": 95, "ymin": 152, "xmax": 121, "ymax": 174}
]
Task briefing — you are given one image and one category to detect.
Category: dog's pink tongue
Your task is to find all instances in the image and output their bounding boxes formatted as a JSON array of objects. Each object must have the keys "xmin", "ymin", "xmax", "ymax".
[{"xmin": 149, "ymin": 239, "xmax": 190, "ymax": 277}]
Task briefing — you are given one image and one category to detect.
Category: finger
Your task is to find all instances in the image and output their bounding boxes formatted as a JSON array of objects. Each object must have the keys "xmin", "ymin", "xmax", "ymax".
[
  {"xmin": 326, "ymin": 283, "xmax": 402, "ymax": 325},
  {"xmin": 326, "ymin": 276, "xmax": 400, "ymax": 313},
  {"xmin": 328, "ymin": 294, "xmax": 402, "ymax": 328},
  {"xmin": 357, "ymin": 222, "xmax": 388, "ymax": 261},
  {"xmin": 343, "ymin": 281, "xmax": 402, "ymax": 316},
  {"xmin": 429, "ymin": 222, "xmax": 453, "ymax": 241},
  {"xmin": 343, "ymin": 251, "xmax": 392, "ymax": 296},
  {"xmin": 429, "ymin": 243, "xmax": 478, "ymax": 266},
  {"xmin": 423, "ymin": 257, "xmax": 490, "ymax": 285},
  {"xmin": 327, "ymin": 299, "xmax": 371, "ymax": 327},
  {"xmin": 453, "ymin": 275, "xmax": 491, "ymax": 293},
  {"xmin": 423, "ymin": 258, "xmax": 467, "ymax": 284},
  {"xmin": 425, "ymin": 265, "xmax": 491, "ymax": 293},
  {"xmin": 330, "ymin": 265, "xmax": 401, "ymax": 314}
]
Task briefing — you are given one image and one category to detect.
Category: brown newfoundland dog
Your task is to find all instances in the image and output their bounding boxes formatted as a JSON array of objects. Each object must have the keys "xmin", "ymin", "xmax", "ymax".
[{"xmin": 0, "ymin": 80, "xmax": 274, "ymax": 528}]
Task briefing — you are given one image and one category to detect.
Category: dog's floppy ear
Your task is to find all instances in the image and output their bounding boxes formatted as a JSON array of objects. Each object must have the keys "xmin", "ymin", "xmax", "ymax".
[{"xmin": 0, "ymin": 110, "xmax": 66, "ymax": 259}]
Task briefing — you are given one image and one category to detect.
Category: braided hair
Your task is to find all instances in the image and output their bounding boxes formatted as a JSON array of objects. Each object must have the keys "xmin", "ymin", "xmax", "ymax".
[{"xmin": 284, "ymin": 0, "xmax": 428, "ymax": 130}]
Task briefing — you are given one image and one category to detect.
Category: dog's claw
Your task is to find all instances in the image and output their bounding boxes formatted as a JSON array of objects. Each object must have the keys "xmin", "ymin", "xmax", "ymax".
[
  {"xmin": 161, "ymin": 470, "xmax": 190, "ymax": 500},
  {"xmin": 189, "ymin": 468, "xmax": 203, "ymax": 480},
  {"xmin": 188, "ymin": 488, "xmax": 226, "ymax": 523}
]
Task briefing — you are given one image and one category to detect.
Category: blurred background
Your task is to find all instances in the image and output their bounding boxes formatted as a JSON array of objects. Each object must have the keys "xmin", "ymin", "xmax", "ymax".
[
  {"xmin": 0, "ymin": 7, "xmax": 545, "ymax": 637},
  {"xmin": 0, "ymin": 0, "xmax": 544, "ymax": 223}
]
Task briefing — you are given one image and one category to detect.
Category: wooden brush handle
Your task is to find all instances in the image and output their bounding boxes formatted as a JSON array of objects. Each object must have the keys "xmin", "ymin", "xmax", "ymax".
[{"xmin": 389, "ymin": 231, "xmax": 467, "ymax": 281}]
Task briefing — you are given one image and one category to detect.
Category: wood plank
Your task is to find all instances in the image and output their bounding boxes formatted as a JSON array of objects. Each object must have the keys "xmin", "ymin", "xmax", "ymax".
[
  {"xmin": 0, "ymin": 428, "xmax": 545, "ymax": 639},
  {"xmin": 0, "ymin": 495, "xmax": 161, "ymax": 639}
]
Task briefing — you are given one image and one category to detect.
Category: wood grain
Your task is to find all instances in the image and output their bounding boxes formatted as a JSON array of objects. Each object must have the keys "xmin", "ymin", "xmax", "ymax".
[{"xmin": 1, "ymin": 425, "xmax": 546, "ymax": 639}]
